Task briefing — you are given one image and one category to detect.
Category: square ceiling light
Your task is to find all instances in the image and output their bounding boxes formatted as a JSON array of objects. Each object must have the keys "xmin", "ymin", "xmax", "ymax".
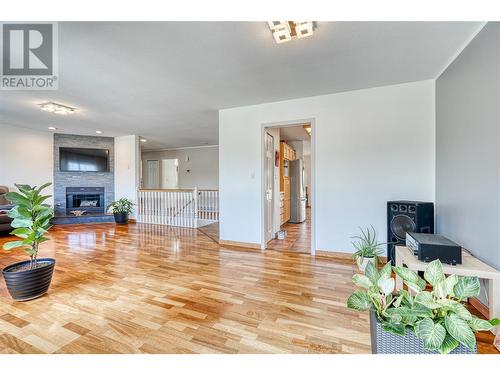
[
  {"xmin": 295, "ymin": 22, "xmax": 314, "ymax": 38},
  {"xmin": 273, "ymin": 27, "xmax": 292, "ymax": 44},
  {"xmin": 267, "ymin": 21, "xmax": 314, "ymax": 44},
  {"xmin": 39, "ymin": 101, "xmax": 76, "ymax": 115}
]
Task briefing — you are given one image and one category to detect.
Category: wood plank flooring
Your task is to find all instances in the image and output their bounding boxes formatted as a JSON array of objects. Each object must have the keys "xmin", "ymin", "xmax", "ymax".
[
  {"xmin": 267, "ymin": 208, "xmax": 311, "ymax": 253},
  {"xmin": 0, "ymin": 223, "xmax": 497, "ymax": 354}
]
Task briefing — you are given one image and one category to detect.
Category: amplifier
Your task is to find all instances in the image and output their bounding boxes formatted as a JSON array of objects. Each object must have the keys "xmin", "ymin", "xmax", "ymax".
[{"xmin": 406, "ymin": 232, "xmax": 462, "ymax": 265}]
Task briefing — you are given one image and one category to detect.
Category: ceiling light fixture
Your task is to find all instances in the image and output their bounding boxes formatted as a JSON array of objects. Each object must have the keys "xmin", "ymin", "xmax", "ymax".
[
  {"xmin": 95, "ymin": 130, "xmax": 103, "ymax": 134},
  {"xmin": 48, "ymin": 126, "xmax": 57, "ymax": 130},
  {"xmin": 140, "ymin": 139, "xmax": 147, "ymax": 143},
  {"xmin": 267, "ymin": 21, "xmax": 314, "ymax": 44},
  {"xmin": 39, "ymin": 102, "xmax": 76, "ymax": 115}
]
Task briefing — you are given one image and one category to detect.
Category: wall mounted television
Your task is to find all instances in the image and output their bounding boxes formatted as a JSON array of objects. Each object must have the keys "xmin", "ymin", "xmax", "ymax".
[{"xmin": 59, "ymin": 147, "xmax": 109, "ymax": 172}]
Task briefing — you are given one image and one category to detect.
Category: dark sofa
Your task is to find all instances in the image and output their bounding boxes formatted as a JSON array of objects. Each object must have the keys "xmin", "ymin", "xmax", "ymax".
[{"xmin": 0, "ymin": 186, "xmax": 14, "ymax": 232}]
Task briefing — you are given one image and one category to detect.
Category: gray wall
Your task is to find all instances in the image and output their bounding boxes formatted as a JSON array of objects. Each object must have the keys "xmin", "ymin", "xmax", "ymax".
[
  {"xmin": 436, "ymin": 22, "xmax": 500, "ymax": 277},
  {"xmin": 54, "ymin": 134, "xmax": 115, "ymax": 215},
  {"xmin": 141, "ymin": 146, "xmax": 218, "ymax": 189}
]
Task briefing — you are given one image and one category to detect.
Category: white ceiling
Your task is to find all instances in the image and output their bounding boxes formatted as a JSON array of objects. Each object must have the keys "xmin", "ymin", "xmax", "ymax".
[
  {"xmin": 280, "ymin": 125, "xmax": 311, "ymax": 142},
  {"xmin": 0, "ymin": 21, "xmax": 483, "ymax": 149}
]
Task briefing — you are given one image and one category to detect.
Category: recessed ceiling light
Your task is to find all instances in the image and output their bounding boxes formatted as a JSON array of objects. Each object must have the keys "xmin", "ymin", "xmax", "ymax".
[
  {"xmin": 39, "ymin": 102, "xmax": 76, "ymax": 115},
  {"xmin": 95, "ymin": 130, "xmax": 103, "ymax": 134},
  {"xmin": 140, "ymin": 139, "xmax": 147, "ymax": 143},
  {"xmin": 48, "ymin": 126, "xmax": 57, "ymax": 130}
]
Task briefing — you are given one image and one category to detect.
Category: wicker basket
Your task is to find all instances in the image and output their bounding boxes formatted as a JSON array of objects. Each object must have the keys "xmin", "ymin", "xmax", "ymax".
[{"xmin": 370, "ymin": 311, "xmax": 476, "ymax": 354}]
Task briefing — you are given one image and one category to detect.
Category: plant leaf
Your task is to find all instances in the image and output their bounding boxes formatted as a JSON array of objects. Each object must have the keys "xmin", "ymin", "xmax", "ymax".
[
  {"xmin": 415, "ymin": 318, "xmax": 446, "ymax": 350},
  {"xmin": 392, "ymin": 266, "xmax": 426, "ymax": 292},
  {"xmin": 377, "ymin": 277, "xmax": 395, "ymax": 295},
  {"xmin": 379, "ymin": 262, "xmax": 392, "ymax": 280},
  {"xmin": 346, "ymin": 290, "xmax": 372, "ymax": 311},
  {"xmin": 453, "ymin": 277, "xmax": 480, "ymax": 300},
  {"xmin": 364, "ymin": 261, "xmax": 379, "ymax": 285},
  {"xmin": 3, "ymin": 240, "xmax": 25, "ymax": 251},
  {"xmin": 352, "ymin": 274, "xmax": 373, "ymax": 289},
  {"xmin": 447, "ymin": 302, "xmax": 472, "ymax": 321},
  {"xmin": 382, "ymin": 322, "xmax": 406, "ymax": 336},
  {"xmin": 411, "ymin": 303, "xmax": 433, "ymax": 318},
  {"xmin": 438, "ymin": 333, "xmax": 460, "ymax": 354},
  {"xmin": 468, "ymin": 316, "xmax": 493, "ymax": 331},
  {"xmin": 444, "ymin": 313, "xmax": 476, "ymax": 350},
  {"xmin": 414, "ymin": 291, "xmax": 441, "ymax": 309},
  {"xmin": 424, "ymin": 259, "xmax": 445, "ymax": 287},
  {"xmin": 489, "ymin": 318, "xmax": 500, "ymax": 326}
]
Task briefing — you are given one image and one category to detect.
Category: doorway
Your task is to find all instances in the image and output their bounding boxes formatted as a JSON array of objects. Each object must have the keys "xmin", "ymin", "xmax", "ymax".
[
  {"xmin": 144, "ymin": 159, "xmax": 160, "ymax": 189},
  {"xmin": 262, "ymin": 120, "xmax": 315, "ymax": 254},
  {"xmin": 160, "ymin": 158, "xmax": 179, "ymax": 189}
]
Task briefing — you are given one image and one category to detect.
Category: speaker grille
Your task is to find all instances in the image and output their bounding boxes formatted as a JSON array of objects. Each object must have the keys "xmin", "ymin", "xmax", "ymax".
[{"xmin": 390, "ymin": 214, "xmax": 416, "ymax": 240}]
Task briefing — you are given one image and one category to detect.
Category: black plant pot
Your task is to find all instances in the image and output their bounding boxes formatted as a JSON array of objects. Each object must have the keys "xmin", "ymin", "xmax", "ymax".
[
  {"xmin": 114, "ymin": 212, "xmax": 129, "ymax": 224},
  {"xmin": 2, "ymin": 258, "xmax": 56, "ymax": 301}
]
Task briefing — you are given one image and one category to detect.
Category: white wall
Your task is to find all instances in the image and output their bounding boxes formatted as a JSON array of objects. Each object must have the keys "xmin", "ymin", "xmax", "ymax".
[
  {"xmin": 114, "ymin": 135, "xmax": 140, "ymax": 218},
  {"xmin": 0, "ymin": 124, "xmax": 54, "ymax": 202},
  {"xmin": 436, "ymin": 23, "xmax": 500, "ymax": 301},
  {"xmin": 219, "ymin": 80, "xmax": 436, "ymax": 251},
  {"xmin": 141, "ymin": 146, "xmax": 218, "ymax": 189}
]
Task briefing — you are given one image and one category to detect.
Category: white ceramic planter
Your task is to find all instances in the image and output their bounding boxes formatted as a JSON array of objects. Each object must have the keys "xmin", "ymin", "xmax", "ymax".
[{"xmin": 356, "ymin": 256, "xmax": 376, "ymax": 272}]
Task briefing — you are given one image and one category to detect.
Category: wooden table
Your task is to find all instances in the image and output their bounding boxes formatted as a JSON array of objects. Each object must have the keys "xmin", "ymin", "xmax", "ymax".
[{"xmin": 395, "ymin": 245, "xmax": 500, "ymax": 335}]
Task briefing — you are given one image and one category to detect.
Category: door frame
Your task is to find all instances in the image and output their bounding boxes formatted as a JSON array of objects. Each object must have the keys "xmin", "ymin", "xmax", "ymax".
[
  {"xmin": 264, "ymin": 132, "xmax": 275, "ymax": 243},
  {"xmin": 260, "ymin": 118, "xmax": 316, "ymax": 254}
]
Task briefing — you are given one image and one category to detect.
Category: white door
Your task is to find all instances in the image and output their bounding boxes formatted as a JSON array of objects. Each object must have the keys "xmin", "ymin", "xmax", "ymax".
[
  {"xmin": 145, "ymin": 160, "xmax": 160, "ymax": 189},
  {"xmin": 161, "ymin": 159, "xmax": 179, "ymax": 189},
  {"xmin": 264, "ymin": 132, "xmax": 274, "ymax": 242}
]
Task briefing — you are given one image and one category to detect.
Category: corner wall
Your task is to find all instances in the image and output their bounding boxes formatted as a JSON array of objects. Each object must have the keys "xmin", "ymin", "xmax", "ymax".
[
  {"xmin": 436, "ymin": 22, "xmax": 500, "ymax": 271},
  {"xmin": 115, "ymin": 135, "xmax": 140, "ymax": 218},
  {"xmin": 219, "ymin": 80, "xmax": 436, "ymax": 250},
  {"xmin": 0, "ymin": 124, "xmax": 54, "ymax": 202}
]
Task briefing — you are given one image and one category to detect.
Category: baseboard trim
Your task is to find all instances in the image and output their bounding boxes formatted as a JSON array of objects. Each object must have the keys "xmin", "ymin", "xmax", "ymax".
[
  {"xmin": 470, "ymin": 297, "xmax": 489, "ymax": 319},
  {"xmin": 315, "ymin": 250, "xmax": 354, "ymax": 262},
  {"xmin": 315, "ymin": 250, "xmax": 388, "ymax": 264},
  {"xmin": 219, "ymin": 239, "xmax": 261, "ymax": 250}
]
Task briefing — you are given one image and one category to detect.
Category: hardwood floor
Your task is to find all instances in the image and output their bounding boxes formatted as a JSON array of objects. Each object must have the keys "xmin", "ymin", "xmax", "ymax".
[
  {"xmin": 0, "ymin": 223, "xmax": 497, "ymax": 354},
  {"xmin": 267, "ymin": 208, "xmax": 311, "ymax": 253}
]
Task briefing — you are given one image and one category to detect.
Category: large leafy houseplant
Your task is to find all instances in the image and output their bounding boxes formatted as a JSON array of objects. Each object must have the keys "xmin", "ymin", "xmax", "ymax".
[
  {"xmin": 351, "ymin": 226, "xmax": 385, "ymax": 271},
  {"xmin": 347, "ymin": 260, "xmax": 500, "ymax": 353},
  {"xmin": 107, "ymin": 198, "xmax": 134, "ymax": 224},
  {"xmin": 3, "ymin": 183, "xmax": 53, "ymax": 269},
  {"xmin": 107, "ymin": 198, "xmax": 134, "ymax": 215}
]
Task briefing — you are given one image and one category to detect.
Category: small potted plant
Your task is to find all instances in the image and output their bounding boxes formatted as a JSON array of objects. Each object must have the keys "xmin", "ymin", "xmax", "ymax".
[
  {"xmin": 2, "ymin": 183, "xmax": 55, "ymax": 301},
  {"xmin": 347, "ymin": 260, "xmax": 500, "ymax": 354},
  {"xmin": 351, "ymin": 226, "xmax": 384, "ymax": 271},
  {"xmin": 107, "ymin": 198, "xmax": 134, "ymax": 224}
]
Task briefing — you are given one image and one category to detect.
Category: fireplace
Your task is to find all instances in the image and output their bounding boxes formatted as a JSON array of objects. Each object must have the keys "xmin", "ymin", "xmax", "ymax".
[{"xmin": 66, "ymin": 187, "xmax": 105, "ymax": 215}]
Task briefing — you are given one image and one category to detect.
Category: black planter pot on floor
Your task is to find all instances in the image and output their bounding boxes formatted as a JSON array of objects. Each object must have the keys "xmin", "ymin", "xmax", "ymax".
[
  {"xmin": 114, "ymin": 212, "xmax": 129, "ymax": 224},
  {"xmin": 2, "ymin": 258, "xmax": 56, "ymax": 301}
]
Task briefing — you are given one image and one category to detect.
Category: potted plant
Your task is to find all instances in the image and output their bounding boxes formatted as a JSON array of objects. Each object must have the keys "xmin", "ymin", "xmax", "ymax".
[
  {"xmin": 347, "ymin": 260, "xmax": 500, "ymax": 354},
  {"xmin": 2, "ymin": 183, "xmax": 55, "ymax": 301},
  {"xmin": 107, "ymin": 198, "xmax": 134, "ymax": 224},
  {"xmin": 351, "ymin": 226, "xmax": 384, "ymax": 271}
]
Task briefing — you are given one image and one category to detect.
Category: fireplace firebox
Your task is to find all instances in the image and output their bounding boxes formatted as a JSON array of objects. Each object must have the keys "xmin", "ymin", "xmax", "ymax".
[{"xmin": 66, "ymin": 187, "xmax": 105, "ymax": 215}]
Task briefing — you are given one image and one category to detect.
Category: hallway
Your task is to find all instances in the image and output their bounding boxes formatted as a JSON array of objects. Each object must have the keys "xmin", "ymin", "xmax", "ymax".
[{"xmin": 267, "ymin": 208, "xmax": 311, "ymax": 253}]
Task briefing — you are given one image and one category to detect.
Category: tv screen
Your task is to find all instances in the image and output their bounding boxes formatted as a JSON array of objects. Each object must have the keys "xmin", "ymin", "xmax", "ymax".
[{"xmin": 59, "ymin": 147, "xmax": 109, "ymax": 172}]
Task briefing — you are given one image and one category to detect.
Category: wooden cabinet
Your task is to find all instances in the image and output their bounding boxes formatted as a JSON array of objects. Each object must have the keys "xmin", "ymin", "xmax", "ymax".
[{"xmin": 279, "ymin": 141, "xmax": 295, "ymax": 225}]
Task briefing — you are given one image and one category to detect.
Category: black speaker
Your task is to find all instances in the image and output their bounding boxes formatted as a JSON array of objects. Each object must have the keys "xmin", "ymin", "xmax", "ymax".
[{"xmin": 387, "ymin": 201, "xmax": 434, "ymax": 264}]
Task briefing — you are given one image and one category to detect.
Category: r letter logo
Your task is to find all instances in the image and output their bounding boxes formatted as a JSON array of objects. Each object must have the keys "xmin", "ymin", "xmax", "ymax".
[{"xmin": 1, "ymin": 22, "xmax": 58, "ymax": 90}]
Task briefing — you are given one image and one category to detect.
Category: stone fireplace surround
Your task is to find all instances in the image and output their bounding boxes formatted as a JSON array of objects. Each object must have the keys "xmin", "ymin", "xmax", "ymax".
[{"xmin": 53, "ymin": 133, "xmax": 114, "ymax": 217}]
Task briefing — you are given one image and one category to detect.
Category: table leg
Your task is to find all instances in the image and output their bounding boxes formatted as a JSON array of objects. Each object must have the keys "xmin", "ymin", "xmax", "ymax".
[
  {"xmin": 488, "ymin": 279, "xmax": 500, "ymax": 336},
  {"xmin": 395, "ymin": 251, "xmax": 403, "ymax": 291}
]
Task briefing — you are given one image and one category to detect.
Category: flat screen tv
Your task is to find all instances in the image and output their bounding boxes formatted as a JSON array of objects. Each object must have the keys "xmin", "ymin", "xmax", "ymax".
[{"xmin": 59, "ymin": 147, "xmax": 109, "ymax": 172}]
